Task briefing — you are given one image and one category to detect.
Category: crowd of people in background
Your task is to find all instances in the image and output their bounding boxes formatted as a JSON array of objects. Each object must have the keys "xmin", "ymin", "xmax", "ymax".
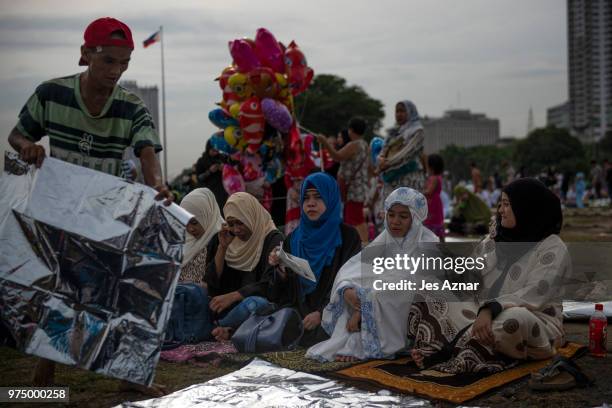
[{"xmin": 181, "ymin": 100, "xmax": 612, "ymax": 244}]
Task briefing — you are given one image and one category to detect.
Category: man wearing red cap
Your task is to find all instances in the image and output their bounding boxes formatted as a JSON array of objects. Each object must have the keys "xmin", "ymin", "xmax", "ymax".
[
  {"xmin": 7, "ymin": 17, "xmax": 170, "ymax": 396},
  {"xmin": 8, "ymin": 17, "xmax": 172, "ymax": 202}
]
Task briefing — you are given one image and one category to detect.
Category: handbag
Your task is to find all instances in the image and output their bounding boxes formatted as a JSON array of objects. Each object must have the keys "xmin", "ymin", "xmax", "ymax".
[
  {"xmin": 163, "ymin": 283, "xmax": 213, "ymax": 350},
  {"xmin": 231, "ymin": 307, "xmax": 304, "ymax": 353}
]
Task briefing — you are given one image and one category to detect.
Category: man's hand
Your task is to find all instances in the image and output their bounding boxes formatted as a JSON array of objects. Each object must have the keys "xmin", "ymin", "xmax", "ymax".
[
  {"xmin": 303, "ymin": 311, "xmax": 321, "ymax": 331},
  {"xmin": 210, "ymin": 163, "xmax": 221, "ymax": 173},
  {"xmin": 210, "ymin": 291, "xmax": 241, "ymax": 314},
  {"xmin": 472, "ymin": 308, "xmax": 495, "ymax": 347},
  {"xmin": 154, "ymin": 184, "xmax": 174, "ymax": 206},
  {"xmin": 21, "ymin": 144, "xmax": 46, "ymax": 168}
]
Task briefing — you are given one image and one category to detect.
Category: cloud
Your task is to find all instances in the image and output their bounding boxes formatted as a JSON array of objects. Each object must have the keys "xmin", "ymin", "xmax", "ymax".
[{"xmin": 0, "ymin": 0, "xmax": 568, "ymax": 177}]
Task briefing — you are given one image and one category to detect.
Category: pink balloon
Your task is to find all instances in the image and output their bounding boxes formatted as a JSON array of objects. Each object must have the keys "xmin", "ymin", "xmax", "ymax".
[
  {"xmin": 229, "ymin": 39, "xmax": 260, "ymax": 73},
  {"xmin": 222, "ymin": 164, "xmax": 245, "ymax": 194},
  {"xmin": 254, "ymin": 28, "xmax": 285, "ymax": 73},
  {"xmin": 261, "ymin": 98, "xmax": 292, "ymax": 133}
]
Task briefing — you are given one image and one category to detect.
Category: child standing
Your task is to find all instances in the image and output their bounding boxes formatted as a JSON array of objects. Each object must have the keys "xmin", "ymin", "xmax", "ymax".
[{"xmin": 424, "ymin": 154, "xmax": 445, "ymax": 241}]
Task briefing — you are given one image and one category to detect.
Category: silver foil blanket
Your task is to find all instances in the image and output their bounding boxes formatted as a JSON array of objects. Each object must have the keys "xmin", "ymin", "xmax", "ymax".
[
  {"xmin": 0, "ymin": 152, "xmax": 191, "ymax": 385},
  {"xmin": 116, "ymin": 358, "xmax": 431, "ymax": 407}
]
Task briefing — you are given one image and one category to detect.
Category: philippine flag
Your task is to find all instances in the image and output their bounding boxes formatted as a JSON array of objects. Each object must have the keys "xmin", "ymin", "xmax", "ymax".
[{"xmin": 143, "ymin": 30, "xmax": 161, "ymax": 48}]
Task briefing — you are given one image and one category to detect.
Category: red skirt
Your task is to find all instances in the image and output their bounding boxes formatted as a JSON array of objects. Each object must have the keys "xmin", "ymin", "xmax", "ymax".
[{"xmin": 344, "ymin": 201, "xmax": 365, "ymax": 225}]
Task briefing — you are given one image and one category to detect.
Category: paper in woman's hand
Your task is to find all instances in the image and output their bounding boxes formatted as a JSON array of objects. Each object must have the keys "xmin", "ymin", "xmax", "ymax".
[{"xmin": 277, "ymin": 246, "xmax": 317, "ymax": 282}]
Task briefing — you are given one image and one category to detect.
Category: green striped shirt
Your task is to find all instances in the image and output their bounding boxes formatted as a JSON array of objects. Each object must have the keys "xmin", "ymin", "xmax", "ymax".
[{"xmin": 16, "ymin": 73, "xmax": 162, "ymax": 177}]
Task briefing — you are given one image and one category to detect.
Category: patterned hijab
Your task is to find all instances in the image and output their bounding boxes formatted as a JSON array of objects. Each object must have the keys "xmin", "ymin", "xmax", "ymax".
[
  {"xmin": 386, "ymin": 100, "xmax": 424, "ymax": 144},
  {"xmin": 223, "ymin": 192, "xmax": 278, "ymax": 271},
  {"xmin": 382, "ymin": 187, "xmax": 437, "ymax": 248},
  {"xmin": 290, "ymin": 172, "xmax": 343, "ymax": 295},
  {"xmin": 180, "ymin": 188, "xmax": 224, "ymax": 266}
]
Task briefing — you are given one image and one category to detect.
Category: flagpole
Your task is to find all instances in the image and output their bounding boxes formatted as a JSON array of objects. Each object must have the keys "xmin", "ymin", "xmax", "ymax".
[{"xmin": 160, "ymin": 25, "xmax": 168, "ymax": 182}]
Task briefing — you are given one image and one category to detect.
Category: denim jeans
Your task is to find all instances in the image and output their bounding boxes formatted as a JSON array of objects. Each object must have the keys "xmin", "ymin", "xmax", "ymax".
[{"xmin": 217, "ymin": 296, "xmax": 272, "ymax": 329}]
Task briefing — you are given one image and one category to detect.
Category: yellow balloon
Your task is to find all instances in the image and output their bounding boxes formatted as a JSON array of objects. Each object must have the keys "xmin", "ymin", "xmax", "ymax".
[
  {"xmin": 224, "ymin": 126, "xmax": 240, "ymax": 146},
  {"xmin": 228, "ymin": 72, "xmax": 252, "ymax": 99},
  {"xmin": 229, "ymin": 103, "xmax": 241, "ymax": 119}
]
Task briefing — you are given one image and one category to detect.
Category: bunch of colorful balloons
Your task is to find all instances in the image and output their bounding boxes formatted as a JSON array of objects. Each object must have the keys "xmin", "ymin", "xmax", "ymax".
[{"xmin": 207, "ymin": 28, "xmax": 314, "ymax": 199}]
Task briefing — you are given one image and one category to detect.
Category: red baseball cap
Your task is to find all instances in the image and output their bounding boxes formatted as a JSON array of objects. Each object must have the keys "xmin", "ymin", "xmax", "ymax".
[{"xmin": 78, "ymin": 17, "xmax": 134, "ymax": 66}]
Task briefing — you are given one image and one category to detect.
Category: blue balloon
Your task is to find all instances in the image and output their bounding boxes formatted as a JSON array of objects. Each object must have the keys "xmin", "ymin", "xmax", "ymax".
[
  {"xmin": 208, "ymin": 108, "xmax": 239, "ymax": 129},
  {"xmin": 259, "ymin": 144, "xmax": 269, "ymax": 156},
  {"xmin": 370, "ymin": 136, "xmax": 384, "ymax": 166},
  {"xmin": 209, "ymin": 133, "xmax": 232, "ymax": 154}
]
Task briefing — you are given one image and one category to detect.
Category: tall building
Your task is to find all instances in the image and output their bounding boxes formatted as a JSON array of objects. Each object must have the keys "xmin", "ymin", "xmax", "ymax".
[
  {"xmin": 119, "ymin": 80, "xmax": 160, "ymax": 130},
  {"xmin": 567, "ymin": 0, "xmax": 611, "ymax": 143},
  {"xmin": 422, "ymin": 109, "xmax": 500, "ymax": 153},
  {"xmin": 547, "ymin": 102, "xmax": 571, "ymax": 130}
]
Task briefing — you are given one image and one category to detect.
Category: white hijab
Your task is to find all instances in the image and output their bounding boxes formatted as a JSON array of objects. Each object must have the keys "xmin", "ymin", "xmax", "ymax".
[
  {"xmin": 307, "ymin": 187, "xmax": 438, "ymax": 362},
  {"xmin": 180, "ymin": 188, "xmax": 224, "ymax": 266}
]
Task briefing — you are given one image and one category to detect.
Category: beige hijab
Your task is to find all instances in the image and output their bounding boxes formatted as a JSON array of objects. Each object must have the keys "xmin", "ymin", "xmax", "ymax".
[
  {"xmin": 223, "ymin": 192, "xmax": 277, "ymax": 271},
  {"xmin": 180, "ymin": 188, "xmax": 224, "ymax": 266}
]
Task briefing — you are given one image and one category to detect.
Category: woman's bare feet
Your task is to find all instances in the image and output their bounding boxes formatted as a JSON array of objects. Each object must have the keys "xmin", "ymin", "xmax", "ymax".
[
  {"xmin": 119, "ymin": 380, "xmax": 168, "ymax": 397},
  {"xmin": 346, "ymin": 310, "xmax": 361, "ymax": 332},
  {"xmin": 411, "ymin": 349, "xmax": 425, "ymax": 369},
  {"xmin": 211, "ymin": 327, "xmax": 232, "ymax": 341},
  {"xmin": 335, "ymin": 355, "xmax": 359, "ymax": 362}
]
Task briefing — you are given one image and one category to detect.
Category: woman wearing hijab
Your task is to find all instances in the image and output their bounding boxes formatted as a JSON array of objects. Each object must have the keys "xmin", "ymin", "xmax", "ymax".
[
  {"xmin": 195, "ymin": 139, "xmax": 228, "ymax": 210},
  {"xmin": 409, "ymin": 178, "xmax": 568, "ymax": 374},
  {"xmin": 377, "ymin": 101, "xmax": 427, "ymax": 200},
  {"xmin": 179, "ymin": 188, "xmax": 224, "ymax": 285},
  {"xmin": 205, "ymin": 192, "xmax": 283, "ymax": 340},
  {"xmin": 306, "ymin": 187, "xmax": 439, "ymax": 362},
  {"xmin": 449, "ymin": 185, "xmax": 492, "ymax": 235},
  {"xmin": 267, "ymin": 173, "xmax": 362, "ymax": 346}
]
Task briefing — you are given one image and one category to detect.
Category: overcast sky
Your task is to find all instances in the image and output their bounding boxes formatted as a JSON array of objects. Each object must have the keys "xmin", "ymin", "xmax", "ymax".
[{"xmin": 0, "ymin": 0, "xmax": 567, "ymax": 178}]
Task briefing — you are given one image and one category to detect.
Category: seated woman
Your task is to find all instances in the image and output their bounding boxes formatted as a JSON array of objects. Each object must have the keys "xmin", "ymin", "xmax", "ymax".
[
  {"xmin": 180, "ymin": 188, "xmax": 224, "ymax": 286},
  {"xmin": 306, "ymin": 187, "xmax": 439, "ymax": 362},
  {"xmin": 267, "ymin": 172, "xmax": 362, "ymax": 347},
  {"xmin": 449, "ymin": 185, "xmax": 492, "ymax": 235},
  {"xmin": 205, "ymin": 192, "xmax": 283, "ymax": 341},
  {"xmin": 409, "ymin": 178, "xmax": 567, "ymax": 374}
]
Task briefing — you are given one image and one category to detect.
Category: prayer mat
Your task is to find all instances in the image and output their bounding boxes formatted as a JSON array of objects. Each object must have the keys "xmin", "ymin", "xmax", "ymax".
[
  {"xmin": 334, "ymin": 342, "xmax": 586, "ymax": 404},
  {"xmin": 222, "ymin": 348, "xmax": 357, "ymax": 374},
  {"xmin": 160, "ymin": 341, "xmax": 237, "ymax": 366}
]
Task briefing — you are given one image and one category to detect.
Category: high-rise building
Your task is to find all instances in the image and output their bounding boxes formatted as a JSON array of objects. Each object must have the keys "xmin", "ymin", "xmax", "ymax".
[
  {"xmin": 119, "ymin": 80, "xmax": 160, "ymax": 130},
  {"xmin": 567, "ymin": 0, "xmax": 611, "ymax": 143},
  {"xmin": 422, "ymin": 109, "xmax": 500, "ymax": 153},
  {"xmin": 547, "ymin": 101, "xmax": 571, "ymax": 130}
]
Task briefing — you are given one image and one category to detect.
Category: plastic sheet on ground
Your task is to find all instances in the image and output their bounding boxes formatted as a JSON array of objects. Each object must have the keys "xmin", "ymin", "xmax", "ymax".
[
  {"xmin": 116, "ymin": 358, "xmax": 432, "ymax": 407},
  {"xmin": 0, "ymin": 152, "xmax": 191, "ymax": 385},
  {"xmin": 563, "ymin": 300, "xmax": 612, "ymax": 320}
]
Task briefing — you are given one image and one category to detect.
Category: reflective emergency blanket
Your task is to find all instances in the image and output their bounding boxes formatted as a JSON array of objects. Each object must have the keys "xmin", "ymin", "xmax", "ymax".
[
  {"xmin": 116, "ymin": 358, "xmax": 431, "ymax": 407},
  {"xmin": 0, "ymin": 153, "xmax": 191, "ymax": 385}
]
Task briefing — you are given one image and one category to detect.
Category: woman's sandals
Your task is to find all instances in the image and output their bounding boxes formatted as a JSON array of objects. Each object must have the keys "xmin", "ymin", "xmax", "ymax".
[{"xmin": 529, "ymin": 355, "xmax": 594, "ymax": 391}]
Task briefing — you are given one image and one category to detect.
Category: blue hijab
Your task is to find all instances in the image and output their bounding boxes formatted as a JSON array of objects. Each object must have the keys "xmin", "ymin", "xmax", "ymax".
[{"xmin": 290, "ymin": 172, "xmax": 343, "ymax": 295}]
